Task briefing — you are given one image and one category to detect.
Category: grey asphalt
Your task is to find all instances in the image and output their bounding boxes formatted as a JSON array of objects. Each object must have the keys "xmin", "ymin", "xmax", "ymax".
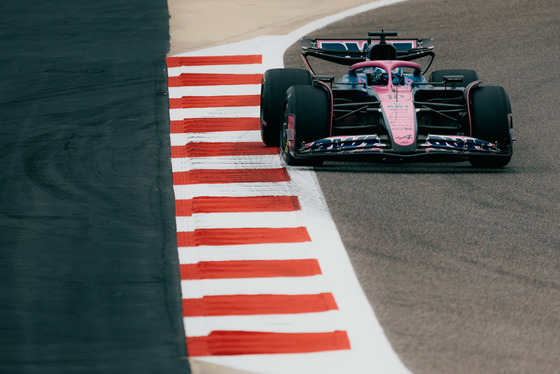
[
  {"xmin": 284, "ymin": 0, "xmax": 560, "ymax": 373},
  {"xmin": 0, "ymin": 1, "xmax": 189, "ymax": 373}
]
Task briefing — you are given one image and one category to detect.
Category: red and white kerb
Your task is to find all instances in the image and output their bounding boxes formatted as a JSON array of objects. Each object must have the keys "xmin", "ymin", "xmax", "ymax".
[
  {"xmin": 165, "ymin": 48, "xmax": 407, "ymax": 373},
  {"xmin": 166, "ymin": 54, "xmax": 351, "ymax": 358}
]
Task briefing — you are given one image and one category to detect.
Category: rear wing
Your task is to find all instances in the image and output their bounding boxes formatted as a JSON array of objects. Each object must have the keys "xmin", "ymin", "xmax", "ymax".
[{"xmin": 300, "ymin": 36, "xmax": 435, "ymax": 74}]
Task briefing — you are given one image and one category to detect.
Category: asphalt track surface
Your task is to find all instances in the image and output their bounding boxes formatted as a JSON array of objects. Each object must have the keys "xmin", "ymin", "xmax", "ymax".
[
  {"xmin": 284, "ymin": 0, "xmax": 560, "ymax": 373},
  {"xmin": 0, "ymin": 1, "xmax": 189, "ymax": 373}
]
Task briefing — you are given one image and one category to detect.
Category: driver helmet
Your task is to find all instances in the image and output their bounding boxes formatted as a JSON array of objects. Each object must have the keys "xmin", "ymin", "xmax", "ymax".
[
  {"xmin": 369, "ymin": 67, "xmax": 404, "ymax": 85},
  {"xmin": 369, "ymin": 67, "xmax": 388, "ymax": 85},
  {"xmin": 391, "ymin": 67, "xmax": 404, "ymax": 85}
]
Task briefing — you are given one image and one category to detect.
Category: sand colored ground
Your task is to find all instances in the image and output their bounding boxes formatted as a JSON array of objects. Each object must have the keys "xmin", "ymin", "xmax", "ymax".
[{"xmin": 167, "ymin": 0, "xmax": 379, "ymax": 55}]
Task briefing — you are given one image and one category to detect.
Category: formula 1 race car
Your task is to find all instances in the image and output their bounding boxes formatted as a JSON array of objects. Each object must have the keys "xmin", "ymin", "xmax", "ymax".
[{"xmin": 260, "ymin": 31, "xmax": 515, "ymax": 167}]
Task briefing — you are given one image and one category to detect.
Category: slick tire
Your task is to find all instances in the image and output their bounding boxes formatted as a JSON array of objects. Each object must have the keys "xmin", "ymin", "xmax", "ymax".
[
  {"xmin": 281, "ymin": 85, "xmax": 330, "ymax": 166},
  {"xmin": 468, "ymin": 86, "xmax": 513, "ymax": 168},
  {"xmin": 260, "ymin": 69, "xmax": 312, "ymax": 146}
]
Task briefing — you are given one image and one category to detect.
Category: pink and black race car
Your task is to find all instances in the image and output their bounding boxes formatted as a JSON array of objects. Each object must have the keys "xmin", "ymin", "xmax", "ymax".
[{"xmin": 260, "ymin": 31, "xmax": 515, "ymax": 167}]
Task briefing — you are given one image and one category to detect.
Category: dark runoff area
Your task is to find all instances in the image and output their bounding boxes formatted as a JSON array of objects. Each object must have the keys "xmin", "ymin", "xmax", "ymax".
[{"xmin": 0, "ymin": 1, "xmax": 190, "ymax": 372}]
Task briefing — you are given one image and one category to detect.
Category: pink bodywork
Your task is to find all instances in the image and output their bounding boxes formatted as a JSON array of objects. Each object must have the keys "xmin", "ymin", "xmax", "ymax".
[{"xmin": 350, "ymin": 60, "xmax": 422, "ymax": 147}]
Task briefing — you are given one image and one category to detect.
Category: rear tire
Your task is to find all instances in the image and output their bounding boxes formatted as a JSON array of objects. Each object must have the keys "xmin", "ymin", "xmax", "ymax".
[
  {"xmin": 429, "ymin": 69, "xmax": 479, "ymax": 87},
  {"xmin": 260, "ymin": 69, "xmax": 312, "ymax": 146},
  {"xmin": 281, "ymin": 85, "xmax": 330, "ymax": 166},
  {"xmin": 468, "ymin": 86, "xmax": 513, "ymax": 168}
]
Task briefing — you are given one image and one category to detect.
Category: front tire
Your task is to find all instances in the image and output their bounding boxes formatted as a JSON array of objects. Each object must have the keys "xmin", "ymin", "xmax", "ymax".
[
  {"xmin": 281, "ymin": 85, "xmax": 330, "ymax": 166},
  {"xmin": 260, "ymin": 69, "xmax": 312, "ymax": 146},
  {"xmin": 468, "ymin": 86, "xmax": 513, "ymax": 168}
]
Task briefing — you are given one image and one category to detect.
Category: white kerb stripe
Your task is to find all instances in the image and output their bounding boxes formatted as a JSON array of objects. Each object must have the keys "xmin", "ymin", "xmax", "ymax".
[
  {"xmin": 171, "ymin": 155, "xmax": 283, "ymax": 172},
  {"xmin": 169, "ymin": 84, "xmax": 260, "ymax": 98},
  {"xmin": 170, "ymin": 106, "xmax": 259, "ymax": 120},
  {"xmin": 184, "ymin": 310, "xmax": 345, "ymax": 337},
  {"xmin": 173, "ymin": 182, "xmax": 292, "ymax": 199},
  {"xmin": 181, "ymin": 276, "xmax": 329, "ymax": 298},
  {"xmin": 168, "ymin": 64, "xmax": 266, "ymax": 77},
  {"xmin": 178, "ymin": 242, "xmax": 316, "ymax": 264},
  {"xmin": 170, "ymin": 130, "xmax": 262, "ymax": 145},
  {"xmin": 175, "ymin": 211, "xmax": 306, "ymax": 232}
]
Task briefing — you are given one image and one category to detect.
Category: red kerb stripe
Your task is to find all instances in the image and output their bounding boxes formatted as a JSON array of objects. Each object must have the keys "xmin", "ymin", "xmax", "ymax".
[
  {"xmin": 171, "ymin": 142, "xmax": 278, "ymax": 158},
  {"xmin": 169, "ymin": 95, "xmax": 260, "ymax": 109},
  {"xmin": 166, "ymin": 55, "xmax": 262, "ymax": 68},
  {"xmin": 172, "ymin": 168, "xmax": 289, "ymax": 185},
  {"xmin": 168, "ymin": 73, "xmax": 262, "ymax": 87},
  {"xmin": 175, "ymin": 196, "xmax": 301, "ymax": 216},
  {"xmin": 177, "ymin": 227, "xmax": 310, "ymax": 247},
  {"xmin": 180, "ymin": 259, "xmax": 321, "ymax": 280},
  {"xmin": 186, "ymin": 330, "xmax": 350, "ymax": 356},
  {"xmin": 183, "ymin": 293, "xmax": 338, "ymax": 317},
  {"xmin": 170, "ymin": 118, "xmax": 260, "ymax": 133}
]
